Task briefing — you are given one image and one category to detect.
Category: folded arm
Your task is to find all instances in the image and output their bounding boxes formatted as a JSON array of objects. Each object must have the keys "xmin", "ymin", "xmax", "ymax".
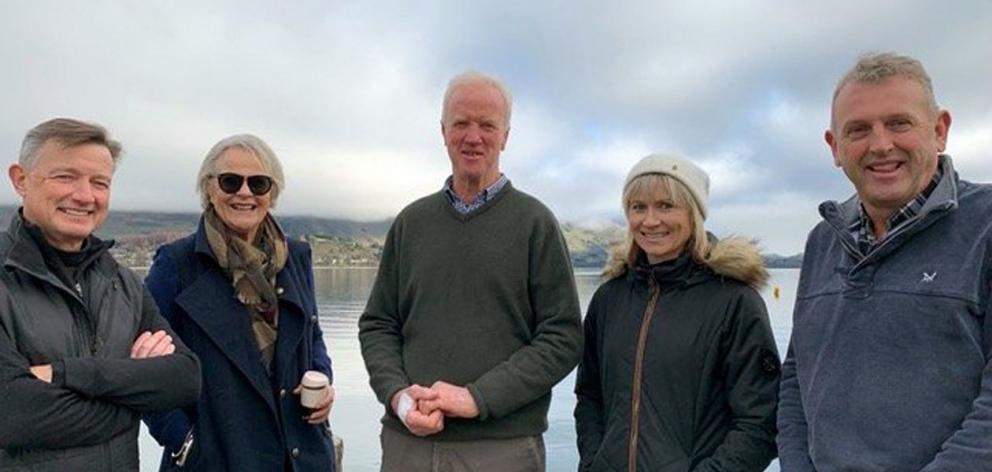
[
  {"xmin": 53, "ymin": 288, "xmax": 200, "ymax": 412},
  {"xmin": 0, "ymin": 328, "xmax": 136, "ymax": 449}
]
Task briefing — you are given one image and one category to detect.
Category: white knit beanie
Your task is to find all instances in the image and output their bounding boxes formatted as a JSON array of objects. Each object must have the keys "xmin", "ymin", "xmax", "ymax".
[{"xmin": 623, "ymin": 153, "xmax": 710, "ymax": 219}]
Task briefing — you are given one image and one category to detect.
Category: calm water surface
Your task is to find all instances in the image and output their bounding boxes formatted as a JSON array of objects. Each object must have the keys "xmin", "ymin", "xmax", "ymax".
[{"xmin": 139, "ymin": 268, "xmax": 799, "ymax": 471}]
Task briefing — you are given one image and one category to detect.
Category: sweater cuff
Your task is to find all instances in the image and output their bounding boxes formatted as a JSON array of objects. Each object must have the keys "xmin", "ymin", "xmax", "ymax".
[
  {"xmin": 384, "ymin": 384, "xmax": 410, "ymax": 418},
  {"xmin": 50, "ymin": 359, "xmax": 66, "ymax": 386},
  {"xmin": 466, "ymin": 383, "xmax": 491, "ymax": 421}
]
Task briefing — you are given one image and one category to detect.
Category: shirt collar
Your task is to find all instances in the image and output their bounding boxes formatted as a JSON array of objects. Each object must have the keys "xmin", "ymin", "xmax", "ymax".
[
  {"xmin": 853, "ymin": 163, "xmax": 944, "ymax": 252},
  {"xmin": 442, "ymin": 174, "xmax": 509, "ymax": 214}
]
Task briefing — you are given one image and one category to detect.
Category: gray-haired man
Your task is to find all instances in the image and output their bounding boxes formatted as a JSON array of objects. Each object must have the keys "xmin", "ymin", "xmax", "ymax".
[
  {"xmin": 777, "ymin": 53, "xmax": 992, "ymax": 470},
  {"xmin": 359, "ymin": 72, "xmax": 583, "ymax": 471},
  {"xmin": 0, "ymin": 118, "xmax": 200, "ymax": 470}
]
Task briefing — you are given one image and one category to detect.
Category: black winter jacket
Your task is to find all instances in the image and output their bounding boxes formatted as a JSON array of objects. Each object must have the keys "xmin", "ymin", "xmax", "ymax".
[
  {"xmin": 0, "ymin": 212, "xmax": 201, "ymax": 471},
  {"xmin": 574, "ymin": 239, "xmax": 779, "ymax": 471}
]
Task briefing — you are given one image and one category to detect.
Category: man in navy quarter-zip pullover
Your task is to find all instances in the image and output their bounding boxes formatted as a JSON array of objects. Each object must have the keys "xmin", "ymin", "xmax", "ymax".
[{"xmin": 777, "ymin": 52, "xmax": 992, "ymax": 471}]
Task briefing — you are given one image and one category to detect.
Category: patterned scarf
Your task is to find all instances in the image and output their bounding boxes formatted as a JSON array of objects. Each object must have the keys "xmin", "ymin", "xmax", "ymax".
[{"xmin": 203, "ymin": 208, "xmax": 288, "ymax": 373}]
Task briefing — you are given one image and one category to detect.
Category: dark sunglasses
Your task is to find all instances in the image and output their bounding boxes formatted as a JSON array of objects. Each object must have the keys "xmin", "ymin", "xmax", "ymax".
[{"xmin": 216, "ymin": 173, "xmax": 274, "ymax": 196}]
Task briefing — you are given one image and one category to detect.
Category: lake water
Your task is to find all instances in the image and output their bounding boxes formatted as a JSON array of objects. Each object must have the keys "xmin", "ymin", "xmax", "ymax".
[{"xmin": 139, "ymin": 267, "xmax": 799, "ymax": 471}]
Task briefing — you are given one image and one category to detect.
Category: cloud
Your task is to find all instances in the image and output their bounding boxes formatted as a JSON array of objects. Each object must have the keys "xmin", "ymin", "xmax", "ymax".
[
  {"xmin": 948, "ymin": 114, "xmax": 992, "ymax": 182},
  {"xmin": 1, "ymin": 0, "xmax": 989, "ymax": 255},
  {"xmin": 709, "ymin": 192, "xmax": 827, "ymax": 255}
]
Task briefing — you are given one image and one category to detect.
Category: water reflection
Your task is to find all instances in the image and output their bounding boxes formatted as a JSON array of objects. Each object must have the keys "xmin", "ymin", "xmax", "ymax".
[{"xmin": 139, "ymin": 268, "xmax": 798, "ymax": 471}]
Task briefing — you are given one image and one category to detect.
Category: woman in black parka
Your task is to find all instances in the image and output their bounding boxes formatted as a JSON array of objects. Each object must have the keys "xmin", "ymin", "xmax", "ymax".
[{"xmin": 574, "ymin": 153, "xmax": 780, "ymax": 472}]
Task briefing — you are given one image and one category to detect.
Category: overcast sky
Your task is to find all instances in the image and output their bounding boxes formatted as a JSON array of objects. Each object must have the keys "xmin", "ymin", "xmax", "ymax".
[{"xmin": 1, "ymin": 1, "xmax": 989, "ymax": 254}]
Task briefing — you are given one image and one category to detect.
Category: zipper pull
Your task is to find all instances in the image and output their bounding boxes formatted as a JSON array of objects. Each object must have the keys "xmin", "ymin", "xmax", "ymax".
[
  {"xmin": 74, "ymin": 283, "xmax": 83, "ymax": 297},
  {"xmin": 172, "ymin": 428, "xmax": 195, "ymax": 466}
]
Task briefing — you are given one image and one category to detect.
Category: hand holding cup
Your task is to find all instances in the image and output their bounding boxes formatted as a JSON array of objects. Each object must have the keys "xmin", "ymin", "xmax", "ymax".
[{"xmin": 295, "ymin": 370, "xmax": 333, "ymax": 424}]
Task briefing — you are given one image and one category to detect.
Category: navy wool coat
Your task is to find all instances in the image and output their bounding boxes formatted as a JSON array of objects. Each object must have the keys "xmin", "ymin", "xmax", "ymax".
[{"xmin": 143, "ymin": 219, "xmax": 335, "ymax": 471}]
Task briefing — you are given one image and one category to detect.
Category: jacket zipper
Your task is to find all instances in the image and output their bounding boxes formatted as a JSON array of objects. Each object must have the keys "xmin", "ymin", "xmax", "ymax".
[
  {"xmin": 6, "ymin": 246, "xmax": 102, "ymax": 356},
  {"xmin": 628, "ymin": 281, "xmax": 661, "ymax": 472}
]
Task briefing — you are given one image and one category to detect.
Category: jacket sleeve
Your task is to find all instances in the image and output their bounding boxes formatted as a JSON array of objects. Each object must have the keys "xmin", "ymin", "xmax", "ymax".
[
  {"xmin": 303, "ymin": 246, "xmax": 333, "ymax": 382},
  {"xmin": 465, "ymin": 214, "xmax": 584, "ymax": 420},
  {"xmin": 574, "ymin": 290, "xmax": 605, "ymax": 471},
  {"xmin": 777, "ymin": 340, "xmax": 816, "ymax": 471},
  {"xmin": 776, "ymin": 235, "xmax": 818, "ymax": 471},
  {"xmin": 54, "ymin": 284, "xmax": 201, "ymax": 413},
  {"xmin": 141, "ymin": 245, "xmax": 196, "ymax": 451},
  {"xmin": 919, "ymin": 294, "xmax": 992, "ymax": 470},
  {"xmin": 359, "ymin": 220, "xmax": 411, "ymax": 409},
  {"xmin": 0, "ymin": 324, "xmax": 136, "ymax": 449},
  {"xmin": 693, "ymin": 289, "xmax": 779, "ymax": 472},
  {"xmin": 310, "ymin": 316, "xmax": 332, "ymax": 381}
]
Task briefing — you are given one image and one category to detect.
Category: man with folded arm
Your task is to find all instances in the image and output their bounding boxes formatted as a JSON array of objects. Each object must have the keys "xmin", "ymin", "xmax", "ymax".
[{"xmin": 0, "ymin": 118, "xmax": 200, "ymax": 471}]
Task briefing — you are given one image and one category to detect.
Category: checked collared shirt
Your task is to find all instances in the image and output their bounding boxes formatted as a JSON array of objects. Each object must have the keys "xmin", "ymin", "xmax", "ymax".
[
  {"xmin": 850, "ymin": 165, "xmax": 943, "ymax": 256},
  {"xmin": 443, "ymin": 174, "xmax": 509, "ymax": 215}
]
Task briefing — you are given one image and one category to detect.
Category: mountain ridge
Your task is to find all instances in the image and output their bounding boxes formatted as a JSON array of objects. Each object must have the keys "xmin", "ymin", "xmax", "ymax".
[{"xmin": 0, "ymin": 206, "xmax": 801, "ymax": 269}]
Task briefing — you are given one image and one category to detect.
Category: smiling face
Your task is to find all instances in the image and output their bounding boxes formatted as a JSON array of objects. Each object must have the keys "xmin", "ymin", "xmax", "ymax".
[
  {"xmin": 626, "ymin": 177, "xmax": 693, "ymax": 265},
  {"xmin": 208, "ymin": 147, "xmax": 272, "ymax": 241},
  {"xmin": 9, "ymin": 141, "xmax": 114, "ymax": 251},
  {"xmin": 826, "ymin": 76, "xmax": 951, "ymax": 223},
  {"xmin": 441, "ymin": 81, "xmax": 510, "ymax": 191}
]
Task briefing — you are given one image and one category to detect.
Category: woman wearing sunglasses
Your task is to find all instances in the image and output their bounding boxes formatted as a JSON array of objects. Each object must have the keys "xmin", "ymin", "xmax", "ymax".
[
  {"xmin": 142, "ymin": 134, "xmax": 336, "ymax": 471},
  {"xmin": 574, "ymin": 153, "xmax": 779, "ymax": 471}
]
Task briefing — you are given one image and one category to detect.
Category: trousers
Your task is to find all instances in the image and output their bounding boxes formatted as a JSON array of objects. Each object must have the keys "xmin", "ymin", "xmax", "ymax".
[{"xmin": 379, "ymin": 426, "xmax": 545, "ymax": 472}]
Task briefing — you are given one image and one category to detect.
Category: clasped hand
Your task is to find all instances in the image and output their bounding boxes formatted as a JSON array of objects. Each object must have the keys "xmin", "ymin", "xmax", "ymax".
[{"xmin": 391, "ymin": 381, "xmax": 480, "ymax": 437}]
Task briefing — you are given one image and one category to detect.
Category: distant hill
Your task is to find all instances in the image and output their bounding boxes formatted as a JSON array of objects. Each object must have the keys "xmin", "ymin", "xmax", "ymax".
[
  {"xmin": 0, "ymin": 206, "xmax": 392, "ymax": 240},
  {"xmin": 561, "ymin": 222, "xmax": 625, "ymax": 268},
  {"xmin": 0, "ymin": 206, "xmax": 393, "ymax": 267},
  {"xmin": 764, "ymin": 253, "xmax": 804, "ymax": 269},
  {"xmin": 0, "ymin": 206, "xmax": 802, "ymax": 269}
]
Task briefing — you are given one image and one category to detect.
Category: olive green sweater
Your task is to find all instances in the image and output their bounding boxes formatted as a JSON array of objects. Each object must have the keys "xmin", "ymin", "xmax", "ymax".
[{"xmin": 359, "ymin": 183, "xmax": 583, "ymax": 440}]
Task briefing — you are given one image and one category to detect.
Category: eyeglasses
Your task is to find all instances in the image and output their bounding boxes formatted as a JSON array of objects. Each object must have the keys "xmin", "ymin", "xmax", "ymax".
[{"xmin": 216, "ymin": 173, "xmax": 274, "ymax": 196}]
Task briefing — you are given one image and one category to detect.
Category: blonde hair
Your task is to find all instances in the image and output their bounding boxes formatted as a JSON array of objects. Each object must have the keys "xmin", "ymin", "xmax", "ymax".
[{"xmin": 603, "ymin": 173, "xmax": 710, "ymax": 278}]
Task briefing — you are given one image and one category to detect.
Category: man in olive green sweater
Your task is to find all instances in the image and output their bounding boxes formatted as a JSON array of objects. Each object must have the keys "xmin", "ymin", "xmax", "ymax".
[{"xmin": 359, "ymin": 71, "xmax": 583, "ymax": 472}]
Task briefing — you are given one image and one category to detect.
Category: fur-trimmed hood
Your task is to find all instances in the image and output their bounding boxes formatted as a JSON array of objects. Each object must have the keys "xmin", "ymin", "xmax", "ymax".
[
  {"xmin": 604, "ymin": 235, "xmax": 769, "ymax": 290},
  {"xmin": 703, "ymin": 236, "xmax": 769, "ymax": 290}
]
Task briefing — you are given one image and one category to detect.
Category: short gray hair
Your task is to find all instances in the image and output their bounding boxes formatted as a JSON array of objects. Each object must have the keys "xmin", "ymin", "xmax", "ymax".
[
  {"xmin": 19, "ymin": 118, "xmax": 122, "ymax": 170},
  {"xmin": 832, "ymin": 52, "xmax": 939, "ymax": 127},
  {"xmin": 441, "ymin": 70, "xmax": 513, "ymax": 126},
  {"xmin": 196, "ymin": 134, "xmax": 285, "ymax": 209}
]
